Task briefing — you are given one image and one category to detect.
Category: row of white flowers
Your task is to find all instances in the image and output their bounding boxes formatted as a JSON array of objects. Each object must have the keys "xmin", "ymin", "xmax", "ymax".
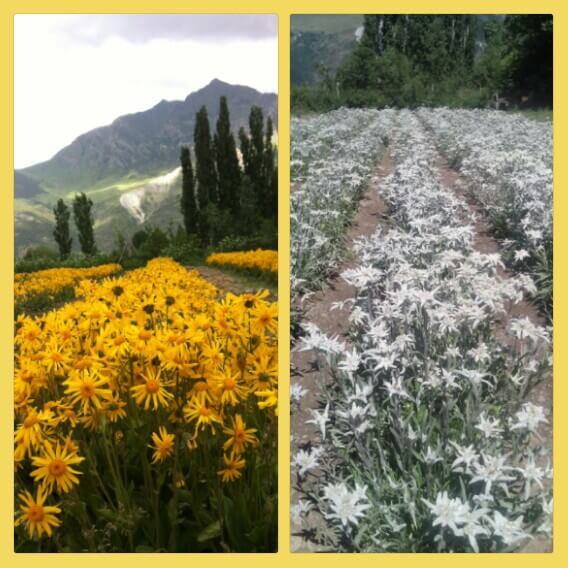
[
  {"xmin": 290, "ymin": 108, "xmax": 395, "ymax": 331},
  {"xmin": 418, "ymin": 108, "xmax": 553, "ymax": 315},
  {"xmin": 292, "ymin": 109, "xmax": 552, "ymax": 552}
]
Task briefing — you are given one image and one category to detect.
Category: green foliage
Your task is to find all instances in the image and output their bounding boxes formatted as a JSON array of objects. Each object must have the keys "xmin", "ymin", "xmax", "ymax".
[
  {"xmin": 72, "ymin": 192, "xmax": 97, "ymax": 255},
  {"xmin": 161, "ymin": 231, "xmax": 203, "ymax": 265},
  {"xmin": 131, "ymin": 229, "xmax": 149, "ymax": 250},
  {"xmin": 15, "ymin": 252, "xmax": 118, "ymax": 274},
  {"xmin": 180, "ymin": 145, "xmax": 198, "ymax": 236},
  {"xmin": 292, "ymin": 14, "xmax": 553, "ymax": 113},
  {"xmin": 136, "ymin": 227, "xmax": 170, "ymax": 261},
  {"xmin": 23, "ymin": 244, "xmax": 59, "ymax": 262},
  {"xmin": 194, "ymin": 106, "xmax": 217, "ymax": 245},
  {"xmin": 214, "ymin": 96, "xmax": 241, "ymax": 213},
  {"xmin": 53, "ymin": 199, "xmax": 73, "ymax": 260}
]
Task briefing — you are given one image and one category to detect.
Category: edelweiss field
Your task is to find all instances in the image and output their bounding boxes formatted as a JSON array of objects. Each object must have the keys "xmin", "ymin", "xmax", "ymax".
[{"xmin": 291, "ymin": 108, "xmax": 553, "ymax": 552}]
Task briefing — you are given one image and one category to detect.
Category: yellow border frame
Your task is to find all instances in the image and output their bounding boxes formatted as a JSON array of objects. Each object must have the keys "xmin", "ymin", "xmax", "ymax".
[{"xmin": 1, "ymin": 0, "xmax": 566, "ymax": 564}]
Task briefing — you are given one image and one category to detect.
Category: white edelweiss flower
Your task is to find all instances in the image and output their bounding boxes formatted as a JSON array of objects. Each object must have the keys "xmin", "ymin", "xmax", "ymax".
[
  {"xmin": 459, "ymin": 507, "xmax": 491, "ymax": 552},
  {"xmin": 450, "ymin": 442, "xmax": 479, "ymax": 473},
  {"xmin": 457, "ymin": 368, "xmax": 492, "ymax": 387},
  {"xmin": 475, "ymin": 412, "xmax": 503, "ymax": 439},
  {"xmin": 347, "ymin": 382, "xmax": 373, "ymax": 404},
  {"xmin": 291, "ymin": 499, "xmax": 313, "ymax": 525},
  {"xmin": 508, "ymin": 317, "xmax": 549, "ymax": 343},
  {"xmin": 514, "ymin": 249, "xmax": 530, "ymax": 262},
  {"xmin": 490, "ymin": 511, "xmax": 528, "ymax": 547},
  {"xmin": 337, "ymin": 348, "xmax": 361, "ymax": 376},
  {"xmin": 290, "ymin": 383, "xmax": 308, "ymax": 403},
  {"xmin": 517, "ymin": 454, "xmax": 547, "ymax": 499},
  {"xmin": 510, "ymin": 403, "xmax": 548, "ymax": 434},
  {"xmin": 422, "ymin": 491, "xmax": 470, "ymax": 535},
  {"xmin": 470, "ymin": 453, "xmax": 516, "ymax": 494},
  {"xmin": 423, "ymin": 446, "xmax": 443, "ymax": 465},
  {"xmin": 292, "ymin": 447, "xmax": 323, "ymax": 477},
  {"xmin": 538, "ymin": 497, "xmax": 553, "ymax": 536},
  {"xmin": 322, "ymin": 481, "xmax": 370, "ymax": 528},
  {"xmin": 306, "ymin": 404, "xmax": 330, "ymax": 441},
  {"xmin": 384, "ymin": 374, "xmax": 411, "ymax": 400},
  {"xmin": 467, "ymin": 342, "xmax": 490, "ymax": 364}
]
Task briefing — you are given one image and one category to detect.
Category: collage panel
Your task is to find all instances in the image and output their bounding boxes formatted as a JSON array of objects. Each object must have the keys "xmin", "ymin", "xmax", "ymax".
[
  {"xmin": 14, "ymin": 14, "xmax": 278, "ymax": 552},
  {"xmin": 290, "ymin": 14, "xmax": 553, "ymax": 553}
]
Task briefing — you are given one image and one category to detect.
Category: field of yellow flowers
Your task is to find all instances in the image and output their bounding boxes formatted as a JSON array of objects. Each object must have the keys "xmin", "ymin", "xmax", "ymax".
[
  {"xmin": 14, "ymin": 258, "xmax": 278, "ymax": 552},
  {"xmin": 206, "ymin": 249, "xmax": 278, "ymax": 275},
  {"xmin": 15, "ymin": 264, "xmax": 123, "ymax": 315}
]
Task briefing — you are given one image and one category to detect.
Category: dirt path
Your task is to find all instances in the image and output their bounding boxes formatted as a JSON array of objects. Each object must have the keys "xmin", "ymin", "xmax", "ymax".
[
  {"xmin": 430, "ymin": 135, "xmax": 553, "ymax": 553},
  {"xmin": 290, "ymin": 149, "xmax": 394, "ymax": 551},
  {"xmin": 189, "ymin": 265, "xmax": 277, "ymax": 299}
]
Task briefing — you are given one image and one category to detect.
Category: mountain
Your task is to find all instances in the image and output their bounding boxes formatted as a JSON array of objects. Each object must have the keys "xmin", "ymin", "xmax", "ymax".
[
  {"xmin": 14, "ymin": 79, "xmax": 277, "ymax": 256},
  {"xmin": 291, "ymin": 15, "xmax": 363, "ymax": 85}
]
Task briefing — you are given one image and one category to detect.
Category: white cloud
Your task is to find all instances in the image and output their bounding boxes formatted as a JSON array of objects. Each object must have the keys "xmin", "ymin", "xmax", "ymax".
[{"xmin": 14, "ymin": 15, "xmax": 278, "ymax": 169}]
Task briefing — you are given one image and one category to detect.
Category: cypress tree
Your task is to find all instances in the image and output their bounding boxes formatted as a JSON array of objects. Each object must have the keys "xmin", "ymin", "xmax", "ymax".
[
  {"xmin": 239, "ymin": 126, "xmax": 251, "ymax": 177},
  {"xmin": 262, "ymin": 116, "xmax": 277, "ymax": 218},
  {"xmin": 194, "ymin": 105, "xmax": 217, "ymax": 245},
  {"xmin": 72, "ymin": 193, "xmax": 97, "ymax": 255},
  {"xmin": 246, "ymin": 106, "xmax": 265, "ymax": 209},
  {"xmin": 180, "ymin": 145, "xmax": 198, "ymax": 236},
  {"xmin": 53, "ymin": 198, "xmax": 72, "ymax": 260},
  {"xmin": 214, "ymin": 96, "xmax": 241, "ymax": 214}
]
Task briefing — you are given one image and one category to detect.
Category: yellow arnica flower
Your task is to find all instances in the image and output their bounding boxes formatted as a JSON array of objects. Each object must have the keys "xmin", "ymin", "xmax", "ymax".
[
  {"xmin": 14, "ymin": 408, "xmax": 54, "ymax": 455},
  {"xmin": 217, "ymin": 452, "xmax": 246, "ymax": 482},
  {"xmin": 223, "ymin": 414, "xmax": 258, "ymax": 454},
  {"xmin": 15, "ymin": 487, "xmax": 61, "ymax": 539},
  {"xmin": 213, "ymin": 369, "xmax": 248, "ymax": 406},
  {"xmin": 64, "ymin": 371, "xmax": 113, "ymax": 413},
  {"xmin": 31, "ymin": 440, "xmax": 84, "ymax": 494},
  {"xmin": 149, "ymin": 426, "xmax": 175, "ymax": 464},
  {"xmin": 130, "ymin": 368, "xmax": 173, "ymax": 411},
  {"xmin": 252, "ymin": 303, "xmax": 278, "ymax": 335},
  {"xmin": 183, "ymin": 399, "xmax": 222, "ymax": 433},
  {"xmin": 255, "ymin": 389, "xmax": 278, "ymax": 415}
]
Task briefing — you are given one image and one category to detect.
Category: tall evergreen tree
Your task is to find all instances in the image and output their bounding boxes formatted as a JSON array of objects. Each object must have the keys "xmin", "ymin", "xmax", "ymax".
[
  {"xmin": 262, "ymin": 116, "xmax": 277, "ymax": 218},
  {"xmin": 214, "ymin": 96, "xmax": 241, "ymax": 214},
  {"xmin": 180, "ymin": 145, "xmax": 198, "ymax": 236},
  {"xmin": 239, "ymin": 126, "xmax": 251, "ymax": 177},
  {"xmin": 194, "ymin": 105, "xmax": 217, "ymax": 245},
  {"xmin": 52, "ymin": 198, "xmax": 72, "ymax": 260},
  {"xmin": 72, "ymin": 193, "xmax": 97, "ymax": 255},
  {"xmin": 248, "ymin": 106, "xmax": 265, "ymax": 206}
]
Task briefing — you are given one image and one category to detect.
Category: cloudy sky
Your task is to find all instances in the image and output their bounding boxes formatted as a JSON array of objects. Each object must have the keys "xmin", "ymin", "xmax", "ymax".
[{"xmin": 14, "ymin": 14, "xmax": 278, "ymax": 169}]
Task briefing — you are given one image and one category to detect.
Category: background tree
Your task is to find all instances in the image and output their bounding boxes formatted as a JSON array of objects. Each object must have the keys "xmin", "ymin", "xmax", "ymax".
[
  {"xmin": 505, "ymin": 15, "xmax": 553, "ymax": 106},
  {"xmin": 194, "ymin": 105, "xmax": 218, "ymax": 245},
  {"xmin": 180, "ymin": 145, "xmax": 198, "ymax": 236},
  {"xmin": 52, "ymin": 198, "xmax": 72, "ymax": 260},
  {"xmin": 245, "ymin": 106, "xmax": 266, "ymax": 210},
  {"xmin": 72, "ymin": 193, "xmax": 97, "ymax": 255},
  {"xmin": 262, "ymin": 116, "xmax": 277, "ymax": 218},
  {"xmin": 214, "ymin": 96, "xmax": 241, "ymax": 215}
]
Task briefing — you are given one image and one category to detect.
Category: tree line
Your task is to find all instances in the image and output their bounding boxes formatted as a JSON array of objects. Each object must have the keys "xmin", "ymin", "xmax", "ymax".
[
  {"xmin": 50, "ymin": 97, "xmax": 277, "ymax": 260},
  {"xmin": 180, "ymin": 97, "xmax": 277, "ymax": 247},
  {"xmin": 292, "ymin": 14, "xmax": 553, "ymax": 112}
]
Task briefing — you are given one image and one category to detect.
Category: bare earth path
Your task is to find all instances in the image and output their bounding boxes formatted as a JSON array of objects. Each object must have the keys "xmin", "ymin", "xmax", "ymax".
[
  {"xmin": 190, "ymin": 265, "xmax": 277, "ymax": 299},
  {"xmin": 290, "ymin": 149, "xmax": 394, "ymax": 551}
]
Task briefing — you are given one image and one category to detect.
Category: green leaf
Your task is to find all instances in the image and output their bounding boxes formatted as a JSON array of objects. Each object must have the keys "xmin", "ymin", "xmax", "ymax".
[{"xmin": 197, "ymin": 520, "xmax": 222, "ymax": 543}]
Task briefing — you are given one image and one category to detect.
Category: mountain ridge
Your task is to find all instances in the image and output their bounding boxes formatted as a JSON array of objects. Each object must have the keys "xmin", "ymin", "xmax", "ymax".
[{"xmin": 14, "ymin": 79, "xmax": 277, "ymax": 255}]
